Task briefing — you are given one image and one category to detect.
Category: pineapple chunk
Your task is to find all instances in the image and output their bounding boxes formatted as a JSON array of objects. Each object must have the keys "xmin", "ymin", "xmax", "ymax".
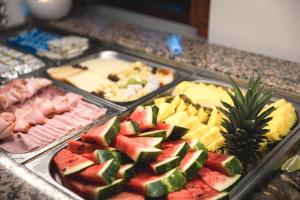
[
  {"xmin": 207, "ymin": 107, "xmax": 223, "ymax": 127},
  {"xmin": 170, "ymin": 95, "xmax": 181, "ymax": 111},
  {"xmin": 172, "ymin": 81, "xmax": 196, "ymax": 96},
  {"xmin": 182, "ymin": 116, "xmax": 201, "ymax": 130},
  {"xmin": 197, "ymin": 108, "xmax": 210, "ymax": 124},
  {"xmin": 187, "ymin": 104, "xmax": 198, "ymax": 116},
  {"xmin": 199, "ymin": 127, "xmax": 222, "ymax": 146},
  {"xmin": 157, "ymin": 102, "xmax": 175, "ymax": 122},
  {"xmin": 207, "ymin": 137, "xmax": 225, "ymax": 151},
  {"xmin": 176, "ymin": 99, "xmax": 188, "ymax": 112},
  {"xmin": 154, "ymin": 97, "xmax": 168, "ymax": 105},
  {"xmin": 165, "ymin": 111, "xmax": 189, "ymax": 127},
  {"xmin": 182, "ymin": 123, "xmax": 209, "ymax": 139}
]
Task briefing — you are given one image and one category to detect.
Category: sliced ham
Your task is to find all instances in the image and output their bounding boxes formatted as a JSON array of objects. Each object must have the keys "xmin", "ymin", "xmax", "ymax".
[
  {"xmin": 28, "ymin": 127, "xmax": 54, "ymax": 143},
  {"xmin": 47, "ymin": 119, "xmax": 74, "ymax": 132},
  {"xmin": 0, "ymin": 133, "xmax": 40, "ymax": 153},
  {"xmin": 37, "ymin": 100, "xmax": 56, "ymax": 117},
  {"xmin": 13, "ymin": 118, "xmax": 30, "ymax": 133},
  {"xmin": 24, "ymin": 133, "xmax": 48, "ymax": 146},
  {"xmin": 30, "ymin": 126, "xmax": 58, "ymax": 141},
  {"xmin": 52, "ymin": 115, "xmax": 81, "ymax": 130},
  {"xmin": 0, "ymin": 112, "xmax": 15, "ymax": 122},
  {"xmin": 35, "ymin": 125, "xmax": 65, "ymax": 138},
  {"xmin": 26, "ymin": 78, "xmax": 52, "ymax": 96},
  {"xmin": 53, "ymin": 96, "xmax": 72, "ymax": 114},
  {"xmin": 24, "ymin": 109, "xmax": 46, "ymax": 125},
  {"xmin": 66, "ymin": 93, "xmax": 83, "ymax": 106},
  {"xmin": 0, "ymin": 125, "xmax": 14, "ymax": 140},
  {"xmin": 64, "ymin": 112, "xmax": 92, "ymax": 125},
  {"xmin": 43, "ymin": 123, "xmax": 66, "ymax": 135}
]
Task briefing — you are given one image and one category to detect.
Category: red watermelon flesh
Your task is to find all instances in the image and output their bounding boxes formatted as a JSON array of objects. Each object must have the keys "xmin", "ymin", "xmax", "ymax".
[
  {"xmin": 79, "ymin": 164, "xmax": 108, "ymax": 184},
  {"xmin": 63, "ymin": 177, "xmax": 98, "ymax": 200},
  {"xmin": 128, "ymin": 136, "xmax": 163, "ymax": 147},
  {"xmin": 119, "ymin": 121, "xmax": 140, "ymax": 136},
  {"xmin": 127, "ymin": 172, "xmax": 157, "ymax": 194},
  {"xmin": 80, "ymin": 152, "xmax": 94, "ymax": 161},
  {"xmin": 129, "ymin": 106, "xmax": 157, "ymax": 131},
  {"xmin": 109, "ymin": 191, "xmax": 145, "ymax": 200},
  {"xmin": 67, "ymin": 140, "xmax": 100, "ymax": 154},
  {"xmin": 160, "ymin": 141, "xmax": 189, "ymax": 159},
  {"xmin": 168, "ymin": 178, "xmax": 222, "ymax": 200},
  {"xmin": 161, "ymin": 140, "xmax": 186, "ymax": 149},
  {"xmin": 198, "ymin": 167, "xmax": 240, "ymax": 192},
  {"xmin": 53, "ymin": 149, "xmax": 94, "ymax": 176},
  {"xmin": 81, "ymin": 124, "xmax": 107, "ymax": 144}
]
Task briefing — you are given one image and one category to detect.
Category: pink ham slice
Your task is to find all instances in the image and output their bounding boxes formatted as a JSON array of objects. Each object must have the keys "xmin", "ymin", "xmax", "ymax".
[
  {"xmin": 0, "ymin": 133, "xmax": 40, "ymax": 153},
  {"xmin": 37, "ymin": 100, "xmax": 56, "ymax": 117},
  {"xmin": 47, "ymin": 118, "xmax": 74, "ymax": 132},
  {"xmin": 13, "ymin": 118, "xmax": 30, "ymax": 133},
  {"xmin": 52, "ymin": 115, "xmax": 81, "ymax": 130},
  {"xmin": 53, "ymin": 96, "xmax": 72, "ymax": 114},
  {"xmin": 24, "ymin": 109, "xmax": 46, "ymax": 125},
  {"xmin": 0, "ymin": 113, "xmax": 15, "ymax": 139},
  {"xmin": 28, "ymin": 127, "xmax": 54, "ymax": 143},
  {"xmin": 66, "ymin": 93, "xmax": 83, "ymax": 106},
  {"xmin": 26, "ymin": 78, "xmax": 52, "ymax": 96},
  {"xmin": 0, "ymin": 125, "xmax": 14, "ymax": 140}
]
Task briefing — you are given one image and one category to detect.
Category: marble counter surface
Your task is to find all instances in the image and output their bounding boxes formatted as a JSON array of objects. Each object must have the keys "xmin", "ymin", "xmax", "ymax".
[{"xmin": 49, "ymin": 15, "xmax": 300, "ymax": 96}]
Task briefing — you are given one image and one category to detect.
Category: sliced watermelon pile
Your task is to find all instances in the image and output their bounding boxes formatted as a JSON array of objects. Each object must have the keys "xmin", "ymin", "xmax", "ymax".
[{"xmin": 53, "ymin": 105, "xmax": 244, "ymax": 199}]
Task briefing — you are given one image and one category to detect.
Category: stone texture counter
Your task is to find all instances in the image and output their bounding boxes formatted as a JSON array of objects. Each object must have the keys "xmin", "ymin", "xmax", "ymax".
[
  {"xmin": 0, "ymin": 152, "xmax": 72, "ymax": 200},
  {"xmin": 50, "ymin": 15, "xmax": 300, "ymax": 96}
]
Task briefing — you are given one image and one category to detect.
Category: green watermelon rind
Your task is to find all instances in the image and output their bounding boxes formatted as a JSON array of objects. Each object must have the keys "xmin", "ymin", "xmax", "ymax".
[
  {"xmin": 117, "ymin": 163, "xmax": 135, "ymax": 181},
  {"xmin": 137, "ymin": 147, "xmax": 162, "ymax": 163},
  {"xmin": 167, "ymin": 125, "xmax": 189, "ymax": 140},
  {"xmin": 131, "ymin": 121, "xmax": 140, "ymax": 133},
  {"xmin": 152, "ymin": 105, "xmax": 159, "ymax": 126},
  {"xmin": 181, "ymin": 150, "xmax": 208, "ymax": 180},
  {"xmin": 144, "ymin": 168, "xmax": 187, "ymax": 198},
  {"xmin": 94, "ymin": 179, "xmax": 125, "ymax": 200},
  {"xmin": 104, "ymin": 117, "xmax": 120, "ymax": 146},
  {"xmin": 139, "ymin": 130, "xmax": 167, "ymax": 138},
  {"xmin": 62, "ymin": 160, "xmax": 94, "ymax": 176},
  {"xmin": 93, "ymin": 149, "xmax": 122, "ymax": 164},
  {"xmin": 222, "ymin": 156, "xmax": 243, "ymax": 176},
  {"xmin": 151, "ymin": 156, "xmax": 181, "ymax": 175},
  {"xmin": 210, "ymin": 174, "xmax": 241, "ymax": 192},
  {"xmin": 97, "ymin": 159, "xmax": 120, "ymax": 184},
  {"xmin": 185, "ymin": 139, "xmax": 208, "ymax": 152},
  {"xmin": 170, "ymin": 142, "xmax": 190, "ymax": 159},
  {"xmin": 121, "ymin": 121, "xmax": 140, "ymax": 135}
]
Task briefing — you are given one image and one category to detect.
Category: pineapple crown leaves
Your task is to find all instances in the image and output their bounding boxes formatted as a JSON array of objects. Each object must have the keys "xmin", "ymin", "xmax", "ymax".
[{"xmin": 220, "ymin": 74, "xmax": 276, "ymax": 167}]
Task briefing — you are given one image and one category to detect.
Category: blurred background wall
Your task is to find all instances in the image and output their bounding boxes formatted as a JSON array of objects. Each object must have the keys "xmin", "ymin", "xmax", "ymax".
[{"xmin": 209, "ymin": 0, "xmax": 300, "ymax": 63}]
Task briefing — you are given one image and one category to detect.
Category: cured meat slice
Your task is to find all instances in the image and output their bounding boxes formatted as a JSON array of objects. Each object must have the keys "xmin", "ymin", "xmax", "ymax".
[
  {"xmin": 37, "ymin": 100, "xmax": 56, "ymax": 117},
  {"xmin": 53, "ymin": 115, "xmax": 81, "ymax": 129},
  {"xmin": 66, "ymin": 93, "xmax": 83, "ymax": 106},
  {"xmin": 24, "ymin": 109, "xmax": 46, "ymax": 125},
  {"xmin": 0, "ymin": 134, "xmax": 40, "ymax": 153},
  {"xmin": 26, "ymin": 78, "xmax": 52, "ymax": 96},
  {"xmin": 13, "ymin": 118, "xmax": 30, "ymax": 133},
  {"xmin": 53, "ymin": 96, "xmax": 72, "ymax": 114},
  {"xmin": 64, "ymin": 112, "xmax": 92, "ymax": 125},
  {"xmin": 28, "ymin": 127, "xmax": 54, "ymax": 143},
  {"xmin": 34, "ymin": 125, "xmax": 63, "ymax": 138},
  {"xmin": 0, "ymin": 125, "xmax": 14, "ymax": 140},
  {"xmin": 47, "ymin": 118, "xmax": 74, "ymax": 132}
]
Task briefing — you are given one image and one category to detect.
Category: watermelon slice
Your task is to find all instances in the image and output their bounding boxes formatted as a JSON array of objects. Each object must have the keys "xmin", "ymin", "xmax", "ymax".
[
  {"xmin": 53, "ymin": 149, "xmax": 94, "ymax": 176},
  {"xmin": 114, "ymin": 135, "xmax": 161, "ymax": 162},
  {"xmin": 204, "ymin": 152, "xmax": 243, "ymax": 176},
  {"xmin": 180, "ymin": 150, "xmax": 208, "ymax": 179},
  {"xmin": 161, "ymin": 141, "xmax": 190, "ymax": 159},
  {"xmin": 79, "ymin": 159, "xmax": 120, "ymax": 184},
  {"xmin": 129, "ymin": 105, "xmax": 159, "ymax": 131},
  {"xmin": 138, "ymin": 130, "xmax": 166, "ymax": 138},
  {"xmin": 198, "ymin": 167, "xmax": 241, "ymax": 192},
  {"xmin": 185, "ymin": 139, "xmax": 207, "ymax": 151},
  {"xmin": 154, "ymin": 122, "xmax": 189, "ymax": 139},
  {"xmin": 127, "ymin": 168, "xmax": 186, "ymax": 198},
  {"xmin": 63, "ymin": 177, "xmax": 125, "ymax": 200},
  {"xmin": 119, "ymin": 121, "xmax": 140, "ymax": 136},
  {"xmin": 127, "ymin": 136, "xmax": 163, "ymax": 148},
  {"xmin": 116, "ymin": 163, "xmax": 135, "ymax": 181},
  {"xmin": 109, "ymin": 191, "xmax": 145, "ymax": 200},
  {"xmin": 168, "ymin": 178, "xmax": 228, "ymax": 200},
  {"xmin": 67, "ymin": 140, "xmax": 100, "ymax": 154},
  {"xmin": 91, "ymin": 149, "xmax": 122, "ymax": 164},
  {"xmin": 81, "ymin": 116, "xmax": 120, "ymax": 146},
  {"xmin": 150, "ymin": 156, "xmax": 181, "ymax": 175}
]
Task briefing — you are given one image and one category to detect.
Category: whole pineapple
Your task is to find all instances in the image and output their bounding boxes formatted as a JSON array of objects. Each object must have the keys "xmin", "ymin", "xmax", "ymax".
[{"xmin": 220, "ymin": 75, "xmax": 275, "ymax": 170}]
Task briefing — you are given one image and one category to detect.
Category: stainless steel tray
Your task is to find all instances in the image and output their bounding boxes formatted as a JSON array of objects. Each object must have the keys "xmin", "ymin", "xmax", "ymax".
[
  {"xmin": 25, "ymin": 76, "xmax": 300, "ymax": 200},
  {"xmin": 44, "ymin": 49, "xmax": 190, "ymax": 108},
  {"xmin": 0, "ymin": 79, "xmax": 123, "ymax": 164}
]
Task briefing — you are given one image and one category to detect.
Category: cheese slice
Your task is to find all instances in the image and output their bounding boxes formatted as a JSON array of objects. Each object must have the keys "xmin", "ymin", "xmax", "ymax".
[
  {"xmin": 47, "ymin": 65, "xmax": 84, "ymax": 81},
  {"xmin": 65, "ymin": 70, "xmax": 107, "ymax": 92}
]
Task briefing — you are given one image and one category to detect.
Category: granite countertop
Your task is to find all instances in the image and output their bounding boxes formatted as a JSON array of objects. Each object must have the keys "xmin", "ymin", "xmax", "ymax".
[{"xmin": 49, "ymin": 14, "xmax": 300, "ymax": 96}]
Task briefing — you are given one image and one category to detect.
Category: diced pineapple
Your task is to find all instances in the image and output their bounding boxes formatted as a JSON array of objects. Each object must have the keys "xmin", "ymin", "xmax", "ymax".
[
  {"xmin": 182, "ymin": 123, "xmax": 209, "ymax": 139},
  {"xmin": 182, "ymin": 115, "xmax": 201, "ymax": 130},
  {"xmin": 197, "ymin": 108, "xmax": 210, "ymax": 124},
  {"xmin": 187, "ymin": 104, "xmax": 198, "ymax": 116},
  {"xmin": 199, "ymin": 127, "xmax": 222, "ymax": 146},
  {"xmin": 207, "ymin": 137, "xmax": 225, "ymax": 151},
  {"xmin": 157, "ymin": 102, "xmax": 175, "ymax": 122},
  {"xmin": 154, "ymin": 97, "xmax": 168, "ymax": 105},
  {"xmin": 165, "ymin": 111, "xmax": 189, "ymax": 127},
  {"xmin": 170, "ymin": 95, "xmax": 181, "ymax": 111},
  {"xmin": 172, "ymin": 81, "xmax": 196, "ymax": 96},
  {"xmin": 207, "ymin": 107, "xmax": 223, "ymax": 127},
  {"xmin": 176, "ymin": 99, "xmax": 188, "ymax": 112}
]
